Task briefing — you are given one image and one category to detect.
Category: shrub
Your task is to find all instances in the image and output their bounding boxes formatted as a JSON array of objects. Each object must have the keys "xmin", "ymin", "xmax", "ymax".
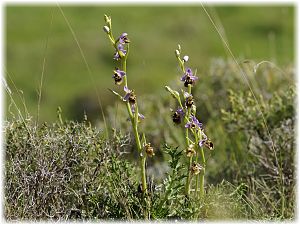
[
  {"xmin": 221, "ymin": 86, "xmax": 295, "ymax": 219},
  {"xmin": 4, "ymin": 118, "xmax": 144, "ymax": 221}
]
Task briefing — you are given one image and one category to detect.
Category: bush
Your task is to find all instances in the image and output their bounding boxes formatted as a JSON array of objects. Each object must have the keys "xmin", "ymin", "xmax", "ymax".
[
  {"xmin": 4, "ymin": 118, "xmax": 144, "ymax": 221},
  {"xmin": 221, "ymin": 86, "xmax": 295, "ymax": 219}
]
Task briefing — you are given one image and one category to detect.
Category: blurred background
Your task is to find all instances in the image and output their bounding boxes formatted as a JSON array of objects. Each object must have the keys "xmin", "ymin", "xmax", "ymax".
[{"xmin": 5, "ymin": 5, "xmax": 294, "ymax": 122}]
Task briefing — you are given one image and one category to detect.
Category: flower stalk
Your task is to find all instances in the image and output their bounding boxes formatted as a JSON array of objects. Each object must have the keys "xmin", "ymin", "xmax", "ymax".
[
  {"xmin": 103, "ymin": 15, "xmax": 150, "ymax": 197},
  {"xmin": 166, "ymin": 45, "xmax": 214, "ymax": 198}
]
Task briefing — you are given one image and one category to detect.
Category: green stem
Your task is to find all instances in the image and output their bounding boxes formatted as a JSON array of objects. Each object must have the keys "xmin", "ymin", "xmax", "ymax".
[
  {"xmin": 132, "ymin": 107, "xmax": 147, "ymax": 195},
  {"xmin": 199, "ymin": 169, "xmax": 205, "ymax": 198},
  {"xmin": 121, "ymin": 57, "xmax": 128, "ymax": 88},
  {"xmin": 187, "ymin": 84, "xmax": 192, "ymax": 95},
  {"xmin": 185, "ymin": 156, "xmax": 193, "ymax": 196},
  {"xmin": 184, "ymin": 84, "xmax": 193, "ymax": 196},
  {"xmin": 199, "ymin": 147, "xmax": 206, "ymax": 198},
  {"xmin": 177, "ymin": 56, "xmax": 185, "ymax": 73},
  {"xmin": 194, "ymin": 134, "xmax": 199, "ymax": 198},
  {"xmin": 126, "ymin": 102, "xmax": 134, "ymax": 120},
  {"xmin": 121, "ymin": 51, "xmax": 147, "ymax": 196},
  {"xmin": 195, "ymin": 154, "xmax": 199, "ymax": 198},
  {"xmin": 140, "ymin": 155, "xmax": 147, "ymax": 194}
]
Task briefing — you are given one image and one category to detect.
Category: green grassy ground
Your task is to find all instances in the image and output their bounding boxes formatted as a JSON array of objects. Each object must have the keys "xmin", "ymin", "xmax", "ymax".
[{"xmin": 5, "ymin": 5, "xmax": 294, "ymax": 122}]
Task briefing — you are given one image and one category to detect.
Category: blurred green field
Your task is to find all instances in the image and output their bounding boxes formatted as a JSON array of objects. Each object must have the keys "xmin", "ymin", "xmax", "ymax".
[{"xmin": 5, "ymin": 5, "xmax": 294, "ymax": 122}]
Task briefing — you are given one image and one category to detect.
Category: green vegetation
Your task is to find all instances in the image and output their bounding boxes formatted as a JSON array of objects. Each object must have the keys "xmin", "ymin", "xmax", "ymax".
[
  {"xmin": 4, "ymin": 79, "xmax": 295, "ymax": 220},
  {"xmin": 4, "ymin": 4, "xmax": 295, "ymax": 221}
]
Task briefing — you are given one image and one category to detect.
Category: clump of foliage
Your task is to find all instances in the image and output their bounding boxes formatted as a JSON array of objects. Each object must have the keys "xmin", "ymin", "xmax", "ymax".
[
  {"xmin": 4, "ymin": 117, "xmax": 146, "ymax": 221},
  {"xmin": 150, "ymin": 145, "xmax": 248, "ymax": 220},
  {"xmin": 4, "ymin": 118, "xmax": 249, "ymax": 221},
  {"xmin": 221, "ymin": 86, "xmax": 295, "ymax": 219}
]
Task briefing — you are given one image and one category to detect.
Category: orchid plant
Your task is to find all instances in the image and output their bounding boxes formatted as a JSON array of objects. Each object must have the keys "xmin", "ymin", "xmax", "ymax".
[
  {"xmin": 103, "ymin": 14, "xmax": 214, "ymax": 201},
  {"xmin": 165, "ymin": 45, "xmax": 214, "ymax": 198},
  {"xmin": 103, "ymin": 15, "xmax": 153, "ymax": 197}
]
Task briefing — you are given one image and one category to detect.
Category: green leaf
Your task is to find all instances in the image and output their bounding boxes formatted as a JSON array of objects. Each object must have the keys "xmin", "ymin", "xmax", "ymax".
[
  {"xmin": 165, "ymin": 86, "xmax": 180, "ymax": 99},
  {"xmin": 108, "ymin": 88, "xmax": 123, "ymax": 100}
]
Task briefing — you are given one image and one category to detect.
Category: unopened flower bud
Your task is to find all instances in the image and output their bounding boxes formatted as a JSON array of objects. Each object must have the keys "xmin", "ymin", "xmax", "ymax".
[
  {"xmin": 103, "ymin": 25, "xmax": 110, "ymax": 33},
  {"xmin": 175, "ymin": 49, "xmax": 180, "ymax": 57},
  {"xmin": 119, "ymin": 50, "xmax": 126, "ymax": 58},
  {"xmin": 183, "ymin": 55, "xmax": 189, "ymax": 62},
  {"xmin": 191, "ymin": 104, "xmax": 197, "ymax": 115},
  {"xmin": 104, "ymin": 14, "xmax": 111, "ymax": 24}
]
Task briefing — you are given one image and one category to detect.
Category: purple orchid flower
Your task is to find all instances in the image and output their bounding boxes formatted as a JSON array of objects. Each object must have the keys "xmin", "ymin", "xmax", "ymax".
[
  {"xmin": 113, "ymin": 44, "xmax": 127, "ymax": 60},
  {"xmin": 176, "ymin": 108, "xmax": 185, "ymax": 117},
  {"xmin": 181, "ymin": 68, "xmax": 198, "ymax": 87},
  {"xmin": 112, "ymin": 68, "xmax": 126, "ymax": 85},
  {"xmin": 185, "ymin": 115, "xmax": 203, "ymax": 130},
  {"xmin": 119, "ymin": 32, "xmax": 130, "ymax": 44},
  {"xmin": 131, "ymin": 104, "xmax": 145, "ymax": 120},
  {"xmin": 199, "ymin": 132, "xmax": 214, "ymax": 150},
  {"xmin": 172, "ymin": 108, "xmax": 185, "ymax": 124},
  {"xmin": 123, "ymin": 86, "xmax": 136, "ymax": 104},
  {"xmin": 199, "ymin": 132, "xmax": 208, "ymax": 147}
]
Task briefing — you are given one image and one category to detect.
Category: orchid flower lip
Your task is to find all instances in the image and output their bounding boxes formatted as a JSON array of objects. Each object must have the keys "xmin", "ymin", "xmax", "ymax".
[
  {"xmin": 185, "ymin": 93, "xmax": 194, "ymax": 108},
  {"xmin": 122, "ymin": 87, "xmax": 136, "ymax": 104},
  {"xmin": 172, "ymin": 108, "xmax": 185, "ymax": 124},
  {"xmin": 191, "ymin": 162, "xmax": 203, "ymax": 175},
  {"xmin": 144, "ymin": 143, "xmax": 155, "ymax": 157},
  {"xmin": 112, "ymin": 69, "xmax": 126, "ymax": 85}
]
